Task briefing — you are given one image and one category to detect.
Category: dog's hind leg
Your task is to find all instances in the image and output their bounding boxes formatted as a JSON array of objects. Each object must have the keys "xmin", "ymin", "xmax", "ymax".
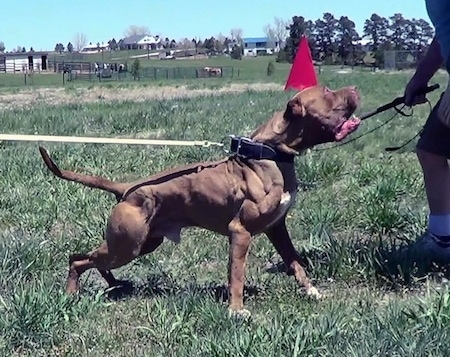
[
  {"xmin": 139, "ymin": 236, "xmax": 164, "ymax": 256},
  {"xmin": 66, "ymin": 243, "xmax": 115, "ymax": 294},
  {"xmin": 227, "ymin": 218, "xmax": 252, "ymax": 318},
  {"xmin": 65, "ymin": 202, "xmax": 150, "ymax": 294},
  {"xmin": 264, "ymin": 218, "xmax": 321, "ymax": 299},
  {"xmin": 98, "ymin": 269, "xmax": 120, "ymax": 287},
  {"xmin": 96, "ymin": 237, "xmax": 164, "ymax": 290}
]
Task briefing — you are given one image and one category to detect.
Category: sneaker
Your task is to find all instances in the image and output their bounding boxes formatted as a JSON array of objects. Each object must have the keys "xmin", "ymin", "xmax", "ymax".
[{"xmin": 410, "ymin": 231, "xmax": 450, "ymax": 266}]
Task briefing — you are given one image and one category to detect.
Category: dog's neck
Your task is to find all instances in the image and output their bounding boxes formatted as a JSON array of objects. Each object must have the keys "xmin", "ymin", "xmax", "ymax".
[
  {"xmin": 229, "ymin": 136, "xmax": 295, "ymax": 163},
  {"xmin": 250, "ymin": 110, "xmax": 307, "ymax": 156}
]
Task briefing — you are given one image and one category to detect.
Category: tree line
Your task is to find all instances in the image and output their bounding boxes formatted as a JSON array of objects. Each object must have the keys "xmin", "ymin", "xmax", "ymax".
[
  {"xmin": 278, "ymin": 13, "xmax": 435, "ymax": 67},
  {"xmin": 0, "ymin": 13, "xmax": 435, "ymax": 68}
]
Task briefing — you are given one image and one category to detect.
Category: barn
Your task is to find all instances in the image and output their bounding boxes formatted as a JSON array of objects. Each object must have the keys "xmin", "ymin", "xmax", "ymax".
[{"xmin": 0, "ymin": 51, "xmax": 49, "ymax": 73}]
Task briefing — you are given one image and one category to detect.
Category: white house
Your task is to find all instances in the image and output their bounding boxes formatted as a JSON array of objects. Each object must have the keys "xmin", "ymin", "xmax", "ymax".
[
  {"xmin": 242, "ymin": 37, "xmax": 281, "ymax": 56},
  {"xmin": 137, "ymin": 35, "xmax": 161, "ymax": 49},
  {"xmin": 81, "ymin": 42, "xmax": 110, "ymax": 54},
  {"xmin": 119, "ymin": 35, "xmax": 162, "ymax": 50},
  {"xmin": 0, "ymin": 51, "xmax": 49, "ymax": 73}
]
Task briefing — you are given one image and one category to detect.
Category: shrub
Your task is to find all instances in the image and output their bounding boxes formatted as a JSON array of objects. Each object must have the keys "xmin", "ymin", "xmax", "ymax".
[
  {"xmin": 266, "ymin": 61, "xmax": 275, "ymax": 76},
  {"xmin": 130, "ymin": 59, "xmax": 140, "ymax": 80},
  {"xmin": 276, "ymin": 48, "xmax": 290, "ymax": 63},
  {"xmin": 230, "ymin": 45, "xmax": 242, "ymax": 60}
]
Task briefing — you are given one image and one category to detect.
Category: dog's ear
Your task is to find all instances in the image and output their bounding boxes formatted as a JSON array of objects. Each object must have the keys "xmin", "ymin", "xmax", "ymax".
[
  {"xmin": 286, "ymin": 96, "xmax": 305, "ymax": 117},
  {"xmin": 272, "ymin": 113, "xmax": 289, "ymax": 134},
  {"xmin": 273, "ymin": 95, "xmax": 306, "ymax": 135}
]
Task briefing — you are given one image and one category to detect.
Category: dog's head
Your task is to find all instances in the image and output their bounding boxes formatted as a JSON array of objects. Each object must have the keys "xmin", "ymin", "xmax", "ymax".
[{"xmin": 268, "ymin": 85, "xmax": 361, "ymax": 152}]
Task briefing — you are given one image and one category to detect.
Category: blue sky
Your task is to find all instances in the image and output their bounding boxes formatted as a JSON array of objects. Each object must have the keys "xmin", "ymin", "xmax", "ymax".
[{"xmin": 1, "ymin": 0, "xmax": 430, "ymax": 51}]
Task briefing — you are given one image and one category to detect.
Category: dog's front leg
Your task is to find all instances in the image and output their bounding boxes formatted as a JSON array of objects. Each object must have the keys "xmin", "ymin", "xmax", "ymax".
[
  {"xmin": 227, "ymin": 218, "xmax": 252, "ymax": 318},
  {"xmin": 265, "ymin": 218, "xmax": 321, "ymax": 299}
]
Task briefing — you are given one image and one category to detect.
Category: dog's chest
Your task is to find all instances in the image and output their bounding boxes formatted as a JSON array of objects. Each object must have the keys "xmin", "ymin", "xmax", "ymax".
[{"xmin": 268, "ymin": 189, "xmax": 297, "ymax": 226}]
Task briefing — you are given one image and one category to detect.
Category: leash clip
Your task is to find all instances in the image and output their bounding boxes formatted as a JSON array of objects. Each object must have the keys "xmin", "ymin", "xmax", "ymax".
[{"xmin": 221, "ymin": 135, "xmax": 234, "ymax": 154}]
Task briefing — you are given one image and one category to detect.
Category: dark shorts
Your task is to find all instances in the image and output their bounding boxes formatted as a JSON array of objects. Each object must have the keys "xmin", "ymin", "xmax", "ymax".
[{"xmin": 416, "ymin": 94, "xmax": 450, "ymax": 159}]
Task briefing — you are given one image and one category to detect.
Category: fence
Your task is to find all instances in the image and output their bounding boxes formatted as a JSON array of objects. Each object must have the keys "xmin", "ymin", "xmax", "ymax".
[
  {"xmin": 384, "ymin": 50, "xmax": 425, "ymax": 71},
  {"xmin": 139, "ymin": 66, "xmax": 235, "ymax": 80},
  {"xmin": 60, "ymin": 62, "xmax": 236, "ymax": 84},
  {"xmin": 54, "ymin": 61, "xmax": 92, "ymax": 73}
]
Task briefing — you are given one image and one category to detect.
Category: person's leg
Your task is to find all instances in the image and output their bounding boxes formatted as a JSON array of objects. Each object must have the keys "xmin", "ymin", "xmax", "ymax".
[
  {"xmin": 417, "ymin": 149, "xmax": 450, "ymax": 242},
  {"xmin": 415, "ymin": 94, "xmax": 450, "ymax": 257}
]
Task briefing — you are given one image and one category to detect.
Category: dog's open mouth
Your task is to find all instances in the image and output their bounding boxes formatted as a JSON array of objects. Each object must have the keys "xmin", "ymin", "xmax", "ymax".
[{"xmin": 335, "ymin": 115, "xmax": 361, "ymax": 141}]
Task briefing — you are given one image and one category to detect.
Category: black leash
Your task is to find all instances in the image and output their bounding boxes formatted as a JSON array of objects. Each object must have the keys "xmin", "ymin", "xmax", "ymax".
[
  {"xmin": 384, "ymin": 99, "xmax": 433, "ymax": 152},
  {"xmin": 314, "ymin": 84, "xmax": 440, "ymax": 152},
  {"xmin": 359, "ymin": 83, "xmax": 439, "ymax": 122}
]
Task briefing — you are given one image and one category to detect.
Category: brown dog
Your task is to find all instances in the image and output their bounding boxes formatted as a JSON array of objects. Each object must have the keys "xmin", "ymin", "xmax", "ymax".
[{"xmin": 39, "ymin": 85, "xmax": 360, "ymax": 317}]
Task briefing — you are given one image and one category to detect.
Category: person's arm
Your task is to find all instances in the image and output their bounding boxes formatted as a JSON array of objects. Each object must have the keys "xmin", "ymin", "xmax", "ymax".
[
  {"xmin": 405, "ymin": 36, "xmax": 444, "ymax": 106},
  {"xmin": 413, "ymin": 36, "xmax": 444, "ymax": 82}
]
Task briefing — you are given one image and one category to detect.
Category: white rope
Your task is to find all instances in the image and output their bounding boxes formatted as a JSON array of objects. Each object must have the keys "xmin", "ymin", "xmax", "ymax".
[{"xmin": 0, "ymin": 134, "xmax": 224, "ymax": 148}]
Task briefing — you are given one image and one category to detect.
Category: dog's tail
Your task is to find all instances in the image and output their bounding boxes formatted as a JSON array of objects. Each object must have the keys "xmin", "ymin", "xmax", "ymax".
[{"xmin": 39, "ymin": 147, "xmax": 128, "ymax": 198}]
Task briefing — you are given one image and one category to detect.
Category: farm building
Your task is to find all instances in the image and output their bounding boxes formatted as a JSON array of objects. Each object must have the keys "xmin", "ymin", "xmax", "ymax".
[
  {"xmin": 242, "ymin": 37, "xmax": 281, "ymax": 56},
  {"xmin": 81, "ymin": 42, "xmax": 110, "ymax": 54},
  {"xmin": 118, "ymin": 35, "xmax": 162, "ymax": 50},
  {"xmin": 0, "ymin": 51, "xmax": 49, "ymax": 73}
]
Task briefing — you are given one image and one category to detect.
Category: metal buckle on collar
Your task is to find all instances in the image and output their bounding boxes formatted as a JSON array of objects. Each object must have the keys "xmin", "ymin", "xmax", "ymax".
[
  {"xmin": 224, "ymin": 135, "xmax": 250, "ymax": 157},
  {"xmin": 225, "ymin": 135, "xmax": 277, "ymax": 160}
]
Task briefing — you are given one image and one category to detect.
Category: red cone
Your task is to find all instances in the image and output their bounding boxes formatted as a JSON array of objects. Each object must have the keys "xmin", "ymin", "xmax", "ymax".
[{"xmin": 284, "ymin": 35, "xmax": 318, "ymax": 91}]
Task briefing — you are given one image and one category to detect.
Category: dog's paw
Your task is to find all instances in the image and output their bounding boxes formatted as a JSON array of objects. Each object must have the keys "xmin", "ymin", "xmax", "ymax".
[
  {"xmin": 306, "ymin": 286, "xmax": 322, "ymax": 300},
  {"xmin": 228, "ymin": 308, "xmax": 252, "ymax": 321}
]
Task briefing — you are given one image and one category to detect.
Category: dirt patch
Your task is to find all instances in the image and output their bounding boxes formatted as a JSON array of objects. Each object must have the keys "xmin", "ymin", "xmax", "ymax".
[{"xmin": 0, "ymin": 82, "xmax": 284, "ymax": 110}]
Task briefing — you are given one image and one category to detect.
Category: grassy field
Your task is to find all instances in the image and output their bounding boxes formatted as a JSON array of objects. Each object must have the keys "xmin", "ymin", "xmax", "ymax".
[
  {"xmin": 0, "ymin": 55, "xmax": 292, "ymax": 88},
  {"xmin": 1, "ymin": 55, "xmax": 379, "ymax": 90},
  {"xmin": 1, "ymin": 69, "xmax": 450, "ymax": 356}
]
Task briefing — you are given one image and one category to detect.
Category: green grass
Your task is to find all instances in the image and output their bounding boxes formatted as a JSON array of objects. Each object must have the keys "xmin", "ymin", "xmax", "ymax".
[
  {"xmin": 1, "ymin": 55, "xmax": 290, "ymax": 89},
  {"xmin": 0, "ymin": 73, "xmax": 63, "ymax": 88},
  {"xmin": 0, "ymin": 53, "xmax": 415, "ymax": 91},
  {"xmin": 1, "ymin": 71, "xmax": 450, "ymax": 355}
]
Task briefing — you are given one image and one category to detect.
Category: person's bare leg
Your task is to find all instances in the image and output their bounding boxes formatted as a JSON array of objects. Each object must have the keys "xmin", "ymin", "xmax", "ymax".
[
  {"xmin": 418, "ymin": 149, "xmax": 450, "ymax": 214},
  {"xmin": 417, "ymin": 148, "xmax": 450, "ymax": 245}
]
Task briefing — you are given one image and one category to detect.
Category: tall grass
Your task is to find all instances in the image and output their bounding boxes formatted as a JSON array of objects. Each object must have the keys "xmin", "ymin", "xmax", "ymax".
[{"xmin": 1, "ymin": 71, "xmax": 450, "ymax": 355}]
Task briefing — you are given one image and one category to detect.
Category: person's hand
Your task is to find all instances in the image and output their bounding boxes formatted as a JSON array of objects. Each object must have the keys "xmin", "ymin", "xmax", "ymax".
[{"xmin": 404, "ymin": 74, "xmax": 429, "ymax": 107}]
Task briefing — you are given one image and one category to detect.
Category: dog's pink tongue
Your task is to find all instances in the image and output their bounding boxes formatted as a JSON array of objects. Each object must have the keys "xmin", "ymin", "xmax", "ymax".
[{"xmin": 335, "ymin": 117, "xmax": 361, "ymax": 141}]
